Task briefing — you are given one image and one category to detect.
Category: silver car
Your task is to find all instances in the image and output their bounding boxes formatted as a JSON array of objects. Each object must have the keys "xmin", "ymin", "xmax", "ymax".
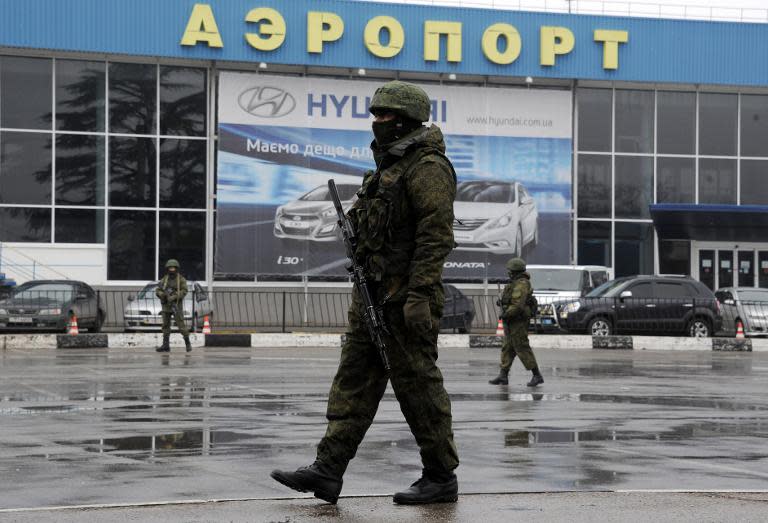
[
  {"xmin": 274, "ymin": 183, "xmax": 359, "ymax": 241},
  {"xmin": 124, "ymin": 282, "xmax": 213, "ymax": 332},
  {"xmin": 715, "ymin": 287, "xmax": 768, "ymax": 337}
]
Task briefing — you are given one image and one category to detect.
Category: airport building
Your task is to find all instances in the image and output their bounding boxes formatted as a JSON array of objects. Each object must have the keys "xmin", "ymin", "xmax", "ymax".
[{"xmin": 0, "ymin": 0, "xmax": 767, "ymax": 290}]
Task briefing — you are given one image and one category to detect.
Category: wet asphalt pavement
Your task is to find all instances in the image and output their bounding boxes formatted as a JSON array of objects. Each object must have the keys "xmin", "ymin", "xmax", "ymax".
[{"xmin": 1, "ymin": 345, "xmax": 767, "ymax": 521}]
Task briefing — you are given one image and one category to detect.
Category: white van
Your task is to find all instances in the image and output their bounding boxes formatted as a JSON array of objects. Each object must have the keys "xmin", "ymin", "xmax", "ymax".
[{"xmin": 526, "ymin": 265, "xmax": 613, "ymax": 332}]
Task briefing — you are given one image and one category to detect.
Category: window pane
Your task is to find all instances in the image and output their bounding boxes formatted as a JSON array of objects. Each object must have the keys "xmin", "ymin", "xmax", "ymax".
[
  {"xmin": 699, "ymin": 158, "xmax": 736, "ymax": 204},
  {"xmin": 109, "ymin": 136, "xmax": 156, "ymax": 207},
  {"xmin": 55, "ymin": 209, "xmax": 104, "ymax": 243},
  {"xmin": 56, "ymin": 134, "xmax": 105, "ymax": 205},
  {"xmin": 160, "ymin": 66, "xmax": 206, "ymax": 136},
  {"xmin": 615, "ymin": 90, "xmax": 654, "ymax": 153},
  {"xmin": 108, "ymin": 210, "xmax": 155, "ymax": 280},
  {"xmin": 109, "ymin": 63, "xmax": 157, "ymax": 134},
  {"xmin": 740, "ymin": 160, "xmax": 768, "ymax": 205},
  {"xmin": 657, "ymin": 157, "xmax": 695, "ymax": 204},
  {"xmin": 577, "ymin": 221, "xmax": 611, "ymax": 267},
  {"xmin": 577, "ymin": 154, "xmax": 612, "ymax": 218},
  {"xmin": 615, "ymin": 222, "xmax": 654, "ymax": 277},
  {"xmin": 159, "ymin": 211, "xmax": 205, "ymax": 281},
  {"xmin": 577, "ymin": 88, "xmax": 611, "ymax": 152},
  {"xmin": 741, "ymin": 95, "xmax": 768, "ymax": 157},
  {"xmin": 160, "ymin": 138, "xmax": 205, "ymax": 209},
  {"xmin": 659, "ymin": 240, "xmax": 690, "ymax": 276},
  {"xmin": 1, "ymin": 56, "xmax": 52, "ymax": 130},
  {"xmin": 615, "ymin": 156, "xmax": 652, "ymax": 219},
  {"xmin": 657, "ymin": 91, "xmax": 695, "ymax": 155},
  {"xmin": 0, "ymin": 207, "xmax": 50, "ymax": 242},
  {"xmin": 0, "ymin": 131, "xmax": 51, "ymax": 205},
  {"xmin": 56, "ymin": 59, "xmax": 105, "ymax": 132},
  {"xmin": 699, "ymin": 93, "xmax": 737, "ymax": 156}
]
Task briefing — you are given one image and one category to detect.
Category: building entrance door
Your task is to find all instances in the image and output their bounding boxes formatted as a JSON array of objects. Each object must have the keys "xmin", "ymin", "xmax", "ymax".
[{"xmin": 692, "ymin": 242, "xmax": 768, "ymax": 291}]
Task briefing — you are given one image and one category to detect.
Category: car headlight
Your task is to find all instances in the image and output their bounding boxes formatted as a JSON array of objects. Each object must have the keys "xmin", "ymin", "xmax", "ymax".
[
  {"xmin": 38, "ymin": 308, "xmax": 62, "ymax": 315},
  {"xmin": 539, "ymin": 304, "xmax": 554, "ymax": 315},
  {"xmin": 0, "ymin": 309, "xmax": 6, "ymax": 315},
  {"xmin": 563, "ymin": 302, "xmax": 581, "ymax": 313},
  {"xmin": 487, "ymin": 212, "xmax": 513, "ymax": 229},
  {"xmin": 321, "ymin": 208, "xmax": 336, "ymax": 218},
  {"xmin": 275, "ymin": 207, "xmax": 284, "ymax": 218}
]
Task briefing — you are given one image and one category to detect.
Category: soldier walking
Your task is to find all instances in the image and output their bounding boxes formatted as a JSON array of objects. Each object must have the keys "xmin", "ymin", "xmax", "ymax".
[
  {"xmin": 271, "ymin": 81, "xmax": 460, "ymax": 505},
  {"xmin": 489, "ymin": 258, "xmax": 544, "ymax": 387},
  {"xmin": 155, "ymin": 259, "xmax": 192, "ymax": 353}
]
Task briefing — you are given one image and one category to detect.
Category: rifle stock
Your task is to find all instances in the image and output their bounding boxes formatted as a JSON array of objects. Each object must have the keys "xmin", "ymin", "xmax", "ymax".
[{"xmin": 328, "ymin": 179, "xmax": 391, "ymax": 372}]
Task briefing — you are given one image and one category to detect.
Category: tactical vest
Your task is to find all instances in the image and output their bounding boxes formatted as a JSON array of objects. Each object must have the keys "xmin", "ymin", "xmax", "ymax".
[
  {"xmin": 501, "ymin": 275, "xmax": 534, "ymax": 319},
  {"xmin": 351, "ymin": 145, "xmax": 455, "ymax": 303}
]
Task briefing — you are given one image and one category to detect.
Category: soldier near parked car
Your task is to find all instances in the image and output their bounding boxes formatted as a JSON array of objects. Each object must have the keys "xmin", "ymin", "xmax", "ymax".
[
  {"xmin": 155, "ymin": 259, "xmax": 191, "ymax": 353},
  {"xmin": 270, "ymin": 81, "xmax": 460, "ymax": 505},
  {"xmin": 489, "ymin": 257, "xmax": 544, "ymax": 387}
]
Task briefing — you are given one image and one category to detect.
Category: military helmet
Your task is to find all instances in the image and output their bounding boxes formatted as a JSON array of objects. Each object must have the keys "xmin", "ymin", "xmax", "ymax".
[
  {"xmin": 506, "ymin": 258, "xmax": 526, "ymax": 273},
  {"xmin": 369, "ymin": 81, "xmax": 431, "ymax": 122},
  {"xmin": 165, "ymin": 259, "xmax": 180, "ymax": 269}
]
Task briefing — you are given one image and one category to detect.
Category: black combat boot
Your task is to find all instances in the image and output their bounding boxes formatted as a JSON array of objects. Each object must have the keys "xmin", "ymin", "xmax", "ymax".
[
  {"xmin": 393, "ymin": 472, "xmax": 458, "ymax": 505},
  {"xmin": 488, "ymin": 369, "xmax": 509, "ymax": 385},
  {"xmin": 527, "ymin": 368, "xmax": 544, "ymax": 387},
  {"xmin": 155, "ymin": 334, "xmax": 170, "ymax": 353},
  {"xmin": 270, "ymin": 462, "xmax": 343, "ymax": 504},
  {"xmin": 183, "ymin": 336, "xmax": 192, "ymax": 352}
]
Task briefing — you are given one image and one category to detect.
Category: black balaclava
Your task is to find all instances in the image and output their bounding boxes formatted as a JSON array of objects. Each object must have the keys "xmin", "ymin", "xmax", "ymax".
[{"xmin": 372, "ymin": 115, "xmax": 422, "ymax": 147}]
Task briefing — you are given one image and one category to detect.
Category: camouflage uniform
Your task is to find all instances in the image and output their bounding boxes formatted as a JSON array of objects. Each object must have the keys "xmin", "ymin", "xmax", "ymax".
[
  {"xmin": 156, "ymin": 272, "xmax": 189, "ymax": 337},
  {"xmin": 499, "ymin": 272, "xmax": 538, "ymax": 371}
]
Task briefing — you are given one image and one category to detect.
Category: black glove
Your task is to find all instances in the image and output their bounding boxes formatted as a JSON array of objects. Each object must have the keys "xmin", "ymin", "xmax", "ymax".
[{"xmin": 404, "ymin": 291, "xmax": 432, "ymax": 333}]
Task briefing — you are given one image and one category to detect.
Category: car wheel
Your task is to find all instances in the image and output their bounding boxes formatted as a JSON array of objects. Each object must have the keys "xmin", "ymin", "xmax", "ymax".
[
  {"xmin": 588, "ymin": 317, "xmax": 612, "ymax": 336},
  {"xmin": 688, "ymin": 318, "xmax": 711, "ymax": 338},
  {"xmin": 92, "ymin": 311, "xmax": 104, "ymax": 333},
  {"xmin": 458, "ymin": 313, "xmax": 472, "ymax": 334}
]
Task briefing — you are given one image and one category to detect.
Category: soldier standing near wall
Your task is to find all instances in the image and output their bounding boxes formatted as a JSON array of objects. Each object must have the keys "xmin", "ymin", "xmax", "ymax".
[
  {"xmin": 489, "ymin": 257, "xmax": 544, "ymax": 387},
  {"xmin": 155, "ymin": 259, "xmax": 192, "ymax": 353},
  {"xmin": 270, "ymin": 81, "xmax": 460, "ymax": 505}
]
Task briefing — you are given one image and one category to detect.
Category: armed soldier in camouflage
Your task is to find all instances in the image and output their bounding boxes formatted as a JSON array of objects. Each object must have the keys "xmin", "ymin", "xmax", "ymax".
[
  {"xmin": 271, "ymin": 81, "xmax": 460, "ymax": 505},
  {"xmin": 489, "ymin": 257, "xmax": 544, "ymax": 387},
  {"xmin": 155, "ymin": 259, "xmax": 192, "ymax": 353}
]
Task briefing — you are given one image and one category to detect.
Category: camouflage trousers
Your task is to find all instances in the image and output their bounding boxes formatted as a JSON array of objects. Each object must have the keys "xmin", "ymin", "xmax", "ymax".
[
  {"xmin": 500, "ymin": 318, "xmax": 538, "ymax": 371},
  {"xmin": 161, "ymin": 303, "xmax": 189, "ymax": 337},
  {"xmin": 316, "ymin": 295, "xmax": 459, "ymax": 478}
]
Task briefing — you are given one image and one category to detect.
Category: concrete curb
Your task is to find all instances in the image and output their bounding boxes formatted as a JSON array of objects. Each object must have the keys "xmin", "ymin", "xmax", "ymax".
[{"xmin": 0, "ymin": 333, "xmax": 765, "ymax": 352}]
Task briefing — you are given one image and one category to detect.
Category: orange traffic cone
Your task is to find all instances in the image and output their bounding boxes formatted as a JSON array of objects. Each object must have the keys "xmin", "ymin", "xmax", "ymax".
[
  {"xmin": 202, "ymin": 315, "xmax": 212, "ymax": 334},
  {"xmin": 68, "ymin": 314, "xmax": 79, "ymax": 335},
  {"xmin": 735, "ymin": 320, "xmax": 745, "ymax": 339},
  {"xmin": 495, "ymin": 319, "xmax": 504, "ymax": 336}
]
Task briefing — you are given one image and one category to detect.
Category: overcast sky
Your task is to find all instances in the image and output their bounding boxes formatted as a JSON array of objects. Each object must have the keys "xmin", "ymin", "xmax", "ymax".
[{"xmin": 356, "ymin": 0, "xmax": 768, "ymax": 22}]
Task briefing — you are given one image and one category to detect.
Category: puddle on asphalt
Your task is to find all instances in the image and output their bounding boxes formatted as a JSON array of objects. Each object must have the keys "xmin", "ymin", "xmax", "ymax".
[{"xmin": 68, "ymin": 430, "xmax": 271, "ymax": 459}]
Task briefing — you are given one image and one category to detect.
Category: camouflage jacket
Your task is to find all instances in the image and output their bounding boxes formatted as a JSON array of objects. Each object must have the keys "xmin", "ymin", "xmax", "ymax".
[
  {"xmin": 501, "ymin": 272, "xmax": 533, "ymax": 321},
  {"xmin": 155, "ymin": 273, "xmax": 188, "ymax": 312},
  {"xmin": 349, "ymin": 125, "xmax": 457, "ymax": 304}
]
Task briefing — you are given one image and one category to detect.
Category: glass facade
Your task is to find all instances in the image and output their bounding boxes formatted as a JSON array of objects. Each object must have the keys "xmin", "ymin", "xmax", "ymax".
[
  {"xmin": 576, "ymin": 87, "xmax": 768, "ymax": 277},
  {"xmin": 0, "ymin": 56, "xmax": 208, "ymax": 281}
]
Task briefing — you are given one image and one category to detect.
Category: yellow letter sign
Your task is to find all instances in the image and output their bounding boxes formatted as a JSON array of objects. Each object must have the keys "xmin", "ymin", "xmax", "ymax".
[
  {"xmin": 482, "ymin": 23, "xmax": 521, "ymax": 65},
  {"xmin": 180, "ymin": 4, "xmax": 223, "ymax": 48},
  {"xmin": 307, "ymin": 11, "xmax": 344, "ymax": 53},
  {"xmin": 594, "ymin": 30, "xmax": 629, "ymax": 69},
  {"xmin": 245, "ymin": 8, "xmax": 286, "ymax": 52},
  {"xmin": 540, "ymin": 26, "xmax": 574, "ymax": 66},
  {"xmin": 424, "ymin": 21, "xmax": 462, "ymax": 62},
  {"xmin": 365, "ymin": 16, "xmax": 405, "ymax": 58}
]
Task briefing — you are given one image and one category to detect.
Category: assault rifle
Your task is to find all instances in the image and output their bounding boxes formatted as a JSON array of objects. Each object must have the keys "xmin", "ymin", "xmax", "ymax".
[{"xmin": 328, "ymin": 179, "xmax": 391, "ymax": 372}]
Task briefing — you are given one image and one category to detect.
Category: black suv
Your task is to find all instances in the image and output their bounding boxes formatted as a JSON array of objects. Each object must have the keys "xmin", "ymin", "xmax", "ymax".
[{"xmin": 557, "ymin": 275, "xmax": 722, "ymax": 337}]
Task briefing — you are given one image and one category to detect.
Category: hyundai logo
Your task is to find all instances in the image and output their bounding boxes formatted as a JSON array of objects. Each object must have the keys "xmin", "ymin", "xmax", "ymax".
[
  {"xmin": 238, "ymin": 86, "xmax": 296, "ymax": 118},
  {"xmin": 293, "ymin": 216, "xmax": 302, "ymax": 221}
]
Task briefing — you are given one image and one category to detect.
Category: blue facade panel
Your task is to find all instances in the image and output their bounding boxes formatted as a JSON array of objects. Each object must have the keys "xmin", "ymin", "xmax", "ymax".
[{"xmin": 0, "ymin": 0, "xmax": 766, "ymax": 86}]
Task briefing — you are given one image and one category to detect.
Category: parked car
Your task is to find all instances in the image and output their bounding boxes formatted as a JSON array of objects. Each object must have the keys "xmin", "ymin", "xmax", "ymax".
[
  {"xmin": 124, "ymin": 282, "xmax": 213, "ymax": 332},
  {"xmin": 0, "ymin": 280, "xmax": 104, "ymax": 332},
  {"xmin": 453, "ymin": 180, "xmax": 538, "ymax": 255},
  {"xmin": 557, "ymin": 275, "xmax": 722, "ymax": 337},
  {"xmin": 273, "ymin": 183, "xmax": 359, "ymax": 241},
  {"xmin": 715, "ymin": 287, "xmax": 768, "ymax": 337},
  {"xmin": 526, "ymin": 265, "xmax": 612, "ymax": 332},
  {"xmin": 440, "ymin": 284, "xmax": 476, "ymax": 333}
]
